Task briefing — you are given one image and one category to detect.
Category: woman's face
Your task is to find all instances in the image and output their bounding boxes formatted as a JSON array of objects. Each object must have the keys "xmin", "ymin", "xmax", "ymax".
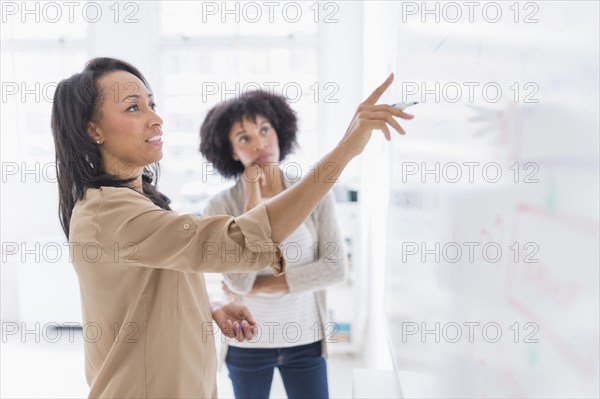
[
  {"xmin": 89, "ymin": 70, "xmax": 163, "ymax": 177},
  {"xmin": 228, "ymin": 114, "xmax": 280, "ymax": 167}
]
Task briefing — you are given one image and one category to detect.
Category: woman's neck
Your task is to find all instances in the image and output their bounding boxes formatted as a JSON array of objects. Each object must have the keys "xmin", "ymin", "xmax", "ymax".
[
  {"xmin": 101, "ymin": 157, "xmax": 144, "ymax": 193},
  {"xmin": 129, "ymin": 176, "xmax": 144, "ymax": 194}
]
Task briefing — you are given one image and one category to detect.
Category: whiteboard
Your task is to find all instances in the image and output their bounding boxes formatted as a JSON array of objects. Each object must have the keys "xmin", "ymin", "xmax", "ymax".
[{"xmin": 383, "ymin": 1, "xmax": 599, "ymax": 397}]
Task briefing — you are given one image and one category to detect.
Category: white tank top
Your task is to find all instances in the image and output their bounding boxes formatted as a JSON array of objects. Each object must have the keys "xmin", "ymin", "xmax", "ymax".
[{"xmin": 229, "ymin": 216, "xmax": 323, "ymax": 348}]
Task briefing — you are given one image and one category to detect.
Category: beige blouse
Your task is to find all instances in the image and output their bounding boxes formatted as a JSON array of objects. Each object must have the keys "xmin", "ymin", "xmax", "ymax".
[{"xmin": 68, "ymin": 186, "xmax": 285, "ymax": 398}]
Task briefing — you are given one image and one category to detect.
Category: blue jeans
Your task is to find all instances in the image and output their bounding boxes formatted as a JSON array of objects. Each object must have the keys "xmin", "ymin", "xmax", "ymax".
[{"xmin": 225, "ymin": 341, "xmax": 329, "ymax": 399}]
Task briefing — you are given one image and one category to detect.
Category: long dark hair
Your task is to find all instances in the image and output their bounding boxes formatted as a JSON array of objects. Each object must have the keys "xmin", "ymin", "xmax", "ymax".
[{"xmin": 51, "ymin": 57, "xmax": 170, "ymax": 239}]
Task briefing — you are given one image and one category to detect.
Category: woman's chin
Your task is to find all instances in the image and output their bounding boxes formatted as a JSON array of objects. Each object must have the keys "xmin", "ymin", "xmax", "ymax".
[
  {"xmin": 256, "ymin": 159, "xmax": 278, "ymax": 167},
  {"xmin": 146, "ymin": 152, "xmax": 163, "ymax": 164}
]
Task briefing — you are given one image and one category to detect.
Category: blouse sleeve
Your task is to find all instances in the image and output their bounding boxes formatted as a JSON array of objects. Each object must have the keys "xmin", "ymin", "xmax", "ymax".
[
  {"xmin": 283, "ymin": 191, "xmax": 347, "ymax": 293},
  {"xmin": 202, "ymin": 196, "xmax": 259, "ymax": 295},
  {"xmin": 94, "ymin": 187, "xmax": 285, "ymax": 275}
]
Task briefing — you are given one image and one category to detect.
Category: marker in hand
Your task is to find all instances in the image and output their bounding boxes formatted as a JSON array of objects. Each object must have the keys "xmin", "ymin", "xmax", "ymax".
[{"xmin": 391, "ymin": 101, "xmax": 418, "ymax": 111}]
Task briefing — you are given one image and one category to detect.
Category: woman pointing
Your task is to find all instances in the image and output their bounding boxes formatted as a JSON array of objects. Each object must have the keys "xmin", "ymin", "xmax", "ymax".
[{"xmin": 51, "ymin": 57, "xmax": 413, "ymax": 398}]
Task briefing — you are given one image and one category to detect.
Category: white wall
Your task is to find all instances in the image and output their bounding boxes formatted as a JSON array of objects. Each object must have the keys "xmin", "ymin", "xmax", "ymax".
[{"xmin": 1, "ymin": 0, "xmax": 366, "ymax": 328}]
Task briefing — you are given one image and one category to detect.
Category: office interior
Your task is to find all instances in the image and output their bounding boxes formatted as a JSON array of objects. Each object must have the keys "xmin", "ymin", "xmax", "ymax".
[{"xmin": 1, "ymin": 1, "xmax": 598, "ymax": 398}]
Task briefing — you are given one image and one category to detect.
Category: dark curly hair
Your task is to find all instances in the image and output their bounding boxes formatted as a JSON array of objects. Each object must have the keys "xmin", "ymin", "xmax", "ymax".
[{"xmin": 199, "ymin": 90, "xmax": 298, "ymax": 178}]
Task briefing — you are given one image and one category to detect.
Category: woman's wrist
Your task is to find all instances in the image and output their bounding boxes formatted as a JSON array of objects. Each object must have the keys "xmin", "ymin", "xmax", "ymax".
[
  {"xmin": 332, "ymin": 142, "xmax": 354, "ymax": 167},
  {"xmin": 252, "ymin": 275, "xmax": 289, "ymax": 294},
  {"xmin": 242, "ymin": 179, "xmax": 262, "ymax": 211},
  {"xmin": 250, "ymin": 278, "xmax": 262, "ymax": 294},
  {"xmin": 244, "ymin": 197, "xmax": 261, "ymax": 212},
  {"xmin": 210, "ymin": 301, "xmax": 225, "ymax": 314},
  {"xmin": 321, "ymin": 145, "xmax": 352, "ymax": 178}
]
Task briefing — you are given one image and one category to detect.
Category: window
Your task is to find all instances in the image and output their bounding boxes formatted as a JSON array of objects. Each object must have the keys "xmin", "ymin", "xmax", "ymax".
[{"xmin": 157, "ymin": 1, "xmax": 321, "ymax": 211}]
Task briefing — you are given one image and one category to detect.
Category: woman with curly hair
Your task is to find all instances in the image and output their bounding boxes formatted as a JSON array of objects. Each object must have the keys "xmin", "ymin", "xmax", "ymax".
[{"xmin": 199, "ymin": 90, "xmax": 368, "ymax": 398}]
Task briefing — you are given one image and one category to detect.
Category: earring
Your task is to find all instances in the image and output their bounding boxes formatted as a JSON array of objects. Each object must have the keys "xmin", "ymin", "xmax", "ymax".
[{"xmin": 96, "ymin": 140, "xmax": 100, "ymax": 144}]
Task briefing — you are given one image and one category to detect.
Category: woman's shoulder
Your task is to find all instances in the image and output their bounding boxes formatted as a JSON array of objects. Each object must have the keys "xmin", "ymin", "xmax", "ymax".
[
  {"xmin": 97, "ymin": 186, "xmax": 153, "ymax": 202},
  {"xmin": 75, "ymin": 186, "xmax": 153, "ymax": 214},
  {"xmin": 208, "ymin": 181, "xmax": 244, "ymax": 203},
  {"xmin": 202, "ymin": 181, "xmax": 244, "ymax": 215},
  {"xmin": 70, "ymin": 186, "xmax": 152, "ymax": 242}
]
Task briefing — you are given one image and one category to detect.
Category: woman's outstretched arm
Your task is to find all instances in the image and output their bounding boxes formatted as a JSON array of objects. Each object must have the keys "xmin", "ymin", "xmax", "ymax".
[{"xmin": 264, "ymin": 73, "xmax": 413, "ymax": 243}]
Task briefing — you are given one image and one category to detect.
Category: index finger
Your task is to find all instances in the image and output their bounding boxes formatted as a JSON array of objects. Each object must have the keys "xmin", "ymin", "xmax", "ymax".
[{"xmin": 362, "ymin": 73, "xmax": 394, "ymax": 106}]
